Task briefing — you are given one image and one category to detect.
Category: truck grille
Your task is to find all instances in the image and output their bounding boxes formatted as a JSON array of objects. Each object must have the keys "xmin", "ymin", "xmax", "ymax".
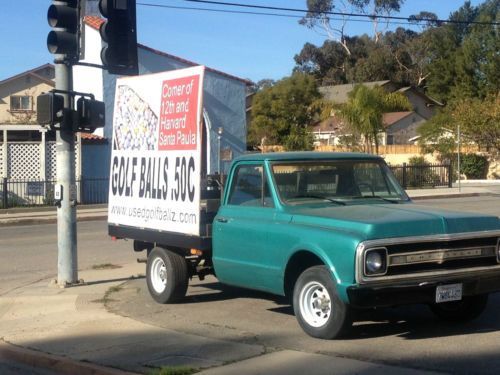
[
  {"xmin": 357, "ymin": 233, "xmax": 500, "ymax": 284},
  {"xmin": 386, "ymin": 237, "xmax": 498, "ymax": 275}
]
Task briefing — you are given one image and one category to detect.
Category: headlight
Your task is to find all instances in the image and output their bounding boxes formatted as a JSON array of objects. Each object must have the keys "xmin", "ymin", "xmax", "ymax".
[
  {"xmin": 364, "ymin": 248, "xmax": 388, "ymax": 276},
  {"xmin": 497, "ymin": 238, "xmax": 500, "ymax": 263}
]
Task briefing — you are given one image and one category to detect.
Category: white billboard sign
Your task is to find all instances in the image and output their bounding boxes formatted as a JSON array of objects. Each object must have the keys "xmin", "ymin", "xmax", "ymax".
[{"xmin": 108, "ymin": 66, "xmax": 205, "ymax": 236}]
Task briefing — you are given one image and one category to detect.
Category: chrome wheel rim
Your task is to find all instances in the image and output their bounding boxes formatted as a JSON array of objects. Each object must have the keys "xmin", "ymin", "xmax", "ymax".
[
  {"xmin": 150, "ymin": 257, "xmax": 167, "ymax": 293},
  {"xmin": 299, "ymin": 281, "xmax": 332, "ymax": 327}
]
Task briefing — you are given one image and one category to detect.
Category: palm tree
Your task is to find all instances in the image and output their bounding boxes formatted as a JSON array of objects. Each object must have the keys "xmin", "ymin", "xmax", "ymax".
[{"xmin": 340, "ymin": 85, "xmax": 412, "ymax": 153}]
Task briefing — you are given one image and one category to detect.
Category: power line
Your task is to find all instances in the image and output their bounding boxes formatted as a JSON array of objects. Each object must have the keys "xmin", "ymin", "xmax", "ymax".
[
  {"xmin": 137, "ymin": 2, "xmax": 421, "ymax": 26},
  {"xmin": 183, "ymin": 0, "xmax": 500, "ymax": 26}
]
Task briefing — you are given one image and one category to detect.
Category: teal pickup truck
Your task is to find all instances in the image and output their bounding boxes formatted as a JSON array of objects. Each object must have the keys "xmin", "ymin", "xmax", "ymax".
[{"xmin": 112, "ymin": 152, "xmax": 500, "ymax": 339}]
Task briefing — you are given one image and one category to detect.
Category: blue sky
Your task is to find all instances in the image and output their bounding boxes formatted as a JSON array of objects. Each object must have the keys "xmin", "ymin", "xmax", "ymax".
[{"xmin": 0, "ymin": 0, "xmax": 485, "ymax": 83}]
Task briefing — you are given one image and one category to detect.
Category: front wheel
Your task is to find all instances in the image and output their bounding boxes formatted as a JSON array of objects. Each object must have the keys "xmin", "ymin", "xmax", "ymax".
[
  {"xmin": 293, "ymin": 266, "xmax": 352, "ymax": 339},
  {"xmin": 146, "ymin": 247, "xmax": 188, "ymax": 304},
  {"xmin": 429, "ymin": 294, "xmax": 488, "ymax": 323}
]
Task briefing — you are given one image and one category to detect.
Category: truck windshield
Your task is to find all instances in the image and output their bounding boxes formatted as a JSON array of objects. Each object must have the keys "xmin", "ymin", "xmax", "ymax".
[{"xmin": 271, "ymin": 160, "xmax": 409, "ymax": 205}]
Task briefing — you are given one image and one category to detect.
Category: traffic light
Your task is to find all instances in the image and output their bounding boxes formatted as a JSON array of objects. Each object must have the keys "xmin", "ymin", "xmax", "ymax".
[
  {"xmin": 47, "ymin": 0, "xmax": 81, "ymax": 59},
  {"xmin": 38, "ymin": 91, "xmax": 105, "ymax": 133},
  {"xmin": 77, "ymin": 97, "xmax": 106, "ymax": 132},
  {"xmin": 37, "ymin": 93, "xmax": 65, "ymax": 126},
  {"xmin": 99, "ymin": 0, "xmax": 138, "ymax": 75}
]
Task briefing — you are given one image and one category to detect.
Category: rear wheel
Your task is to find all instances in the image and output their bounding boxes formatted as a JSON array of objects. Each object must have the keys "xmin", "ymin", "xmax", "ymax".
[
  {"xmin": 429, "ymin": 294, "xmax": 488, "ymax": 323},
  {"xmin": 293, "ymin": 266, "xmax": 352, "ymax": 339},
  {"xmin": 146, "ymin": 247, "xmax": 188, "ymax": 303}
]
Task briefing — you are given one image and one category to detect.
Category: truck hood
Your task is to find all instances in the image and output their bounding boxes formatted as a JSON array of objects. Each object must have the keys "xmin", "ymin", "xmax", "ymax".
[{"xmin": 288, "ymin": 203, "xmax": 500, "ymax": 240}]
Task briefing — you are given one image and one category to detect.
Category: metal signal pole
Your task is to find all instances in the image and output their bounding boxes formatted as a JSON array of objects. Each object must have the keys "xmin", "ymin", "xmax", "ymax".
[{"xmin": 55, "ymin": 60, "xmax": 78, "ymax": 286}]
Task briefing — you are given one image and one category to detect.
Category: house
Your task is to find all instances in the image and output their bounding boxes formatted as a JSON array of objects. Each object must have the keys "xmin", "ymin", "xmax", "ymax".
[
  {"xmin": 0, "ymin": 64, "xmax": 108, "ymax": 206},
  {"xmin": 310, "ymin": 110, "xmax": 426, "ymax": 147},
  {"xmin": 318, "ymin": 80, "xmax": 398, "ymax": 104},
  {"xmin": 396, "ymin": 87, "xmax": 443, "ymax": 120},
  {"xmin": 319, "ymin": 81, "xmax": 442, "ymax": 120},
  {"xmin": 314, "ymin": 81, "xmax": 443, "ymax": 146},
  {"xmin": 74, "ymin": 16, "xmax": 251, "ymax": 175},
  {"xmin": 0, "ymin": 64, "xmax": 55, "ymax": 143},
  {"xmin": 309, "ymin": 113, "xmax": 349, "ymax": 146},
  {"xmin": 383, "ymin": 111, "xmax": 426, "ymax": 145}
]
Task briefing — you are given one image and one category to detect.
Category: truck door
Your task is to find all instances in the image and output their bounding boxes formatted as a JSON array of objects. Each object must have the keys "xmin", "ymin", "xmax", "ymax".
[{"xmin": 213, "ymin": 162, "xmax": 279, "ymax": 292}]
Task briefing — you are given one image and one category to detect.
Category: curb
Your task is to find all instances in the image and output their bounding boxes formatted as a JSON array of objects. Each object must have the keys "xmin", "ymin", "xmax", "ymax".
[
  {"xmin": 0, "ymin": 204, "xmax": 108, "ymax": 215},
  {"xmin": 0, "ymin": 214, "xmax": 108, "ymax": 227},
  {"xmin": 0, "ymin": 341, "xmax": 140, "ymax": 375},
  {"xmin": 411, "ymin": 192, "xmax": 500, "ymax": 200}
]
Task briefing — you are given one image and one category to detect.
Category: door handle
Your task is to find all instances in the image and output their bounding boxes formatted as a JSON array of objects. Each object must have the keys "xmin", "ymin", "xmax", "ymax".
[{"xmin": 216, "ymin": 217, "xmax": 228, "ymax": 223}]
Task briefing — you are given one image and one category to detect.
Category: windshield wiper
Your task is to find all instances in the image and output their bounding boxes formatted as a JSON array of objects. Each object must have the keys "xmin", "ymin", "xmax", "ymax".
[
  {"xmin": 352, "ymin": 195, "xmax": 400, "ymax": 204},
  {"xmin": 291, "ymin": 194, "xmax": 346, "ymax": 205}
]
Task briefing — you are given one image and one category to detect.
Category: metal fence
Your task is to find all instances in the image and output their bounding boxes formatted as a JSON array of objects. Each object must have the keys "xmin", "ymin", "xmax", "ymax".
[
  {"xmin": 0, "ymin": 163, "xmax": 452, "ymax": 208},
  {"xmin": 389, "ymin": 163, "xmax": 452, "ymax": 189},
  {"xmin": 1, "ymin": 177, "xmax": 109, "ymax": 209}
]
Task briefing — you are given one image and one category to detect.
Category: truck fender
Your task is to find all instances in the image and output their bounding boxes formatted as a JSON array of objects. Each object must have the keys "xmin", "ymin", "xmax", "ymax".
[{"xmin": 282, "ymin": 245, "xmax": 341, "ymax": 298}]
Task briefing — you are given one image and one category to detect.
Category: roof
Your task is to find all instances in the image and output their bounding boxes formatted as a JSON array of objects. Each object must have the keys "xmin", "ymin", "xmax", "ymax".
[
  {"xmin": 79, "ymin": 132, "xmax": 107, "ymax": 142},
  {"xmin": 382, "ymin": 111, "xmax": 414, "ymax": 127},
  {"xmin": 0, "ymin": 64, "xmax": 55, "ymax": 87},
  {"xmin": 309, "ymin": 115, "xmax": 348, "ymax": 134},
  {"xmin": 319, "ymin": 80, "xmax": 392, "ymax": 103},
  {"xmin": 397, "ymin": 86, "xmax": 444, "ymax": 106},
  {"xmin": 84, "ymin": 16, "xmax": 252, "ymax": 86},
  {"xmin": 234, "ymin": 152, "xmax": 382, "ymax": 163}
]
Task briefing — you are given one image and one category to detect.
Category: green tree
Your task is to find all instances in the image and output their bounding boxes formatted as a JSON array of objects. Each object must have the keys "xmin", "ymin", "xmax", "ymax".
[
  {"xmin": 417, "ymin": 110, "xmax": 457, "ymax": 158},
  {"xmin": 426, "ymin": 0, "xmax": 499, "ymax": 102},
  {"xmin": 340, "ymin": 85, "xmax": 412, "ymax": 153},
  {"xmin": 300, "ymin": 0, "xmax": 406, "ymax": 53},
  {"xmin": 418, "ymin": 94, "xmax": 500, "ymax": 155},
  {"xmin": 249, "ymin": 73, "xmax": 321, "ymax": 151}
]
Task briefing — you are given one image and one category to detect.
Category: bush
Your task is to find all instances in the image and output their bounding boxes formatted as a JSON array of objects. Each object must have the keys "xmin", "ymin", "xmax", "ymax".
[
  {"xmin": 408, "ymin": 156, "xmax": 428, "ymax": 166},
  {"xmin": 398, "ymin": 156, "xmax": 441, "ymax": 188},
  {"xmin": 459, "ymin": 154, "xmax": 488, "ymax": 179}
]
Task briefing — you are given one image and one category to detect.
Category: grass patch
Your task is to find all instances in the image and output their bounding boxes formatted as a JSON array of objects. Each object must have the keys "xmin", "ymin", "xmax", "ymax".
[
  {"xmin": 148, "ymin": 366, "xmax": 198, "ymax": 375},
  {"xmin": 101, "ymin": 285, "xmax": 124, "ymax": 304},
  {"xmin": 106, "ymin": 285, "xmax": 123, "ymax": 294},
  {"xmin": 92, "ymin": 263, "xmax": 122, "ymax": 270}
]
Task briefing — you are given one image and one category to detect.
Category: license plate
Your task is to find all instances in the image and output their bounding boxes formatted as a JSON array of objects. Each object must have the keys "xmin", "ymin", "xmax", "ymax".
[{"xmin": 436, "ymin": 283, "xmax": 463, "ymax": 303}]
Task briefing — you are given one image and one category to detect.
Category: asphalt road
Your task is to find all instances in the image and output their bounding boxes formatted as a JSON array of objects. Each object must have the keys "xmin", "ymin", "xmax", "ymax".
[
  {"xmin": 0, "ymin": 358, "xmax": 60, "ymax": 375},
  {"xmin": 107, "ymin": 195, "xmax": 500, "ymax": 375},
  {"xmin": 414, "ymin": 194, "xmax": 500, "ymax": 217},
  {"xmin": 1, "ymin": 195, "xmax": 499, "ymax": 374}
]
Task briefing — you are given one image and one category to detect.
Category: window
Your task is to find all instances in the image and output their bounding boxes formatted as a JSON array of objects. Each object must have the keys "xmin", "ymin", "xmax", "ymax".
[
  {"xmin": 273, "ymin": 164, "xmax": 339, "ymax": 200},
  {"xmin": 228, "ymin": 165, "xmax": 273, "ymax": 207},
  {"xmin": 387, "ymin": 134, "xmax": 395, "ymax": 145},
  {"xmin": 10, "ymin": 96, "xmax": 32, "ymax": 111},
  {"xmin": 272, "ymin": 160, "xmax": 408, "ymax": 204},
  {"xmin": 353, "ymin": 163, "xmax": 396, "ymax": 196}
]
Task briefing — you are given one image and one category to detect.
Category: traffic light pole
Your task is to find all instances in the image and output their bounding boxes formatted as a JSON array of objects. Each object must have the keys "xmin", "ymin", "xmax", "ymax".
[
  {"xmin": 55, "ymin": 59, "xmax": 78, "ymax": 286},
  {"xmin": 45, "ymin": 0, "xmax": 138, "ymax": 286}
]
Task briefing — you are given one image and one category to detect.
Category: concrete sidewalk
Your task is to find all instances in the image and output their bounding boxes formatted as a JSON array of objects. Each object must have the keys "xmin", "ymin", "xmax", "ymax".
[
  {"xmin": 0, "ymin": 263, "xmax": 441, "ymax": 375},
  {"xmin": 1, "ymin": 184, "xmax": 499, "ymax": 227},
  {"xmin": 0, "ymin": 205, "xmax": 107, "ymax": 226}
]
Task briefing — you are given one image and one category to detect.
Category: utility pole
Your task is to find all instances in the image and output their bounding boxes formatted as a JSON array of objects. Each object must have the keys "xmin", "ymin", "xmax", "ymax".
[
  {"xmin": 457, "ymin": 123, "xmax": 461, "ymax": 193},
  {"xmin": 55, "ymin": 61, "xmax": 78, "ymax": 286}
]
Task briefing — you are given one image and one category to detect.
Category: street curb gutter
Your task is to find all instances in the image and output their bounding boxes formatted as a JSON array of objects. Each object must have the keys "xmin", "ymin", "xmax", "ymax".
[{"xmin": 0, "ymin": 341, "xmax": 140, "ymax": 375}]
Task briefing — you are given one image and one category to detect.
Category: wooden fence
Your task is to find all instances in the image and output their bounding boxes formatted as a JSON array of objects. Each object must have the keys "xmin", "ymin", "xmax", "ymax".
[{"xmin": 261, "ymin": 144, "xmax": 480, "ymax": 154}]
